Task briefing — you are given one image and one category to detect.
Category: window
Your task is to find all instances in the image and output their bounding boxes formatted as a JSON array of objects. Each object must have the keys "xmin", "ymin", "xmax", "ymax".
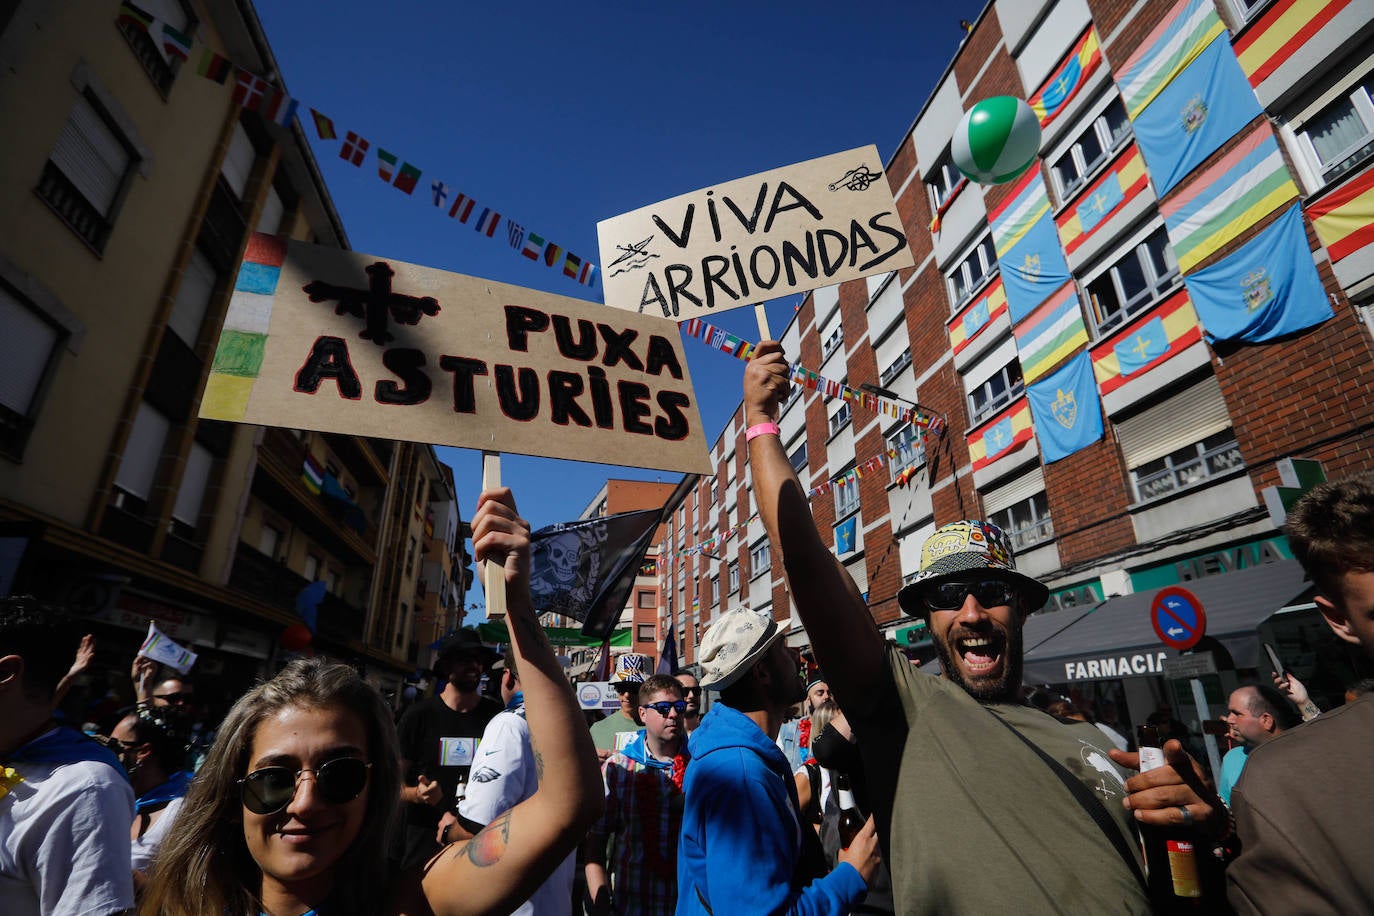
[
  {"xmin": 828, "ymin": 402, "xmax": 852, "ymax": 437},
  {"xmin": 990, "ymin": 492, "xmax": 1054, "ymax": 552},
  {"xmin": 117, "ymin": 0, "xmax": 194, "ymax": 94},
  {"xmin": 304, "ymin": 554, "xmax": 320, "ymax": 582},
  {"xmin": 947, "ymin": 234, "xmax": 998, "ymax": 307},
  {"xmin": 112, "ymin": 401, "xmax": 170, "ymax": 516},
  {"xmin": 0, "ymin": 285, "xmax": 66, "ymax": 459},
  {"xmin": 1084, "ymin": 227, "xmax": 1179, "ymax": 335},
  {"xmin": 637, "ymin": 590, "xmax": 657, "ymax": 609},
  {"xmin": 259, "ymin": 524, "xmax": 282, "ymax": 558},
  {"xmin": 782, "ymin": 380, "xmax": 804, "ymax": 413},
  {"xmin": 968, "ymin": 358, "xmax": 1024, "ymax": 424},
  {"xmin": 169, "ymin": 441, "xmax": 213, "ymax": 536},
  {"xmin": 1227, "ymin": 0, "xmax": 1274, "ymax": 20},
  {"xmin": 751, "ymin": 540, "xmax": 771, "ymax": 577},
  {"xmin": 711, "ymin": 576, "xmax": 720, "ymax": 603},
  {"xmin": 729, "ymin": 562, "xmax": 740, "ymax": 594},
  {"xmin": 1050, "ymin": 98, "xmax": 1132, "ymax": 201},
  {"xmin": 788, "ymin": 442, "xmax": 808, "ymax": 473},
  {"xmin": 821, "ymin": 324, "xmax": 844, "ymax": 360},
  {"xmin": 166, "ymin": 247, "xmax": 220, "ymax": 348},
  {"xmin": 38, "ymin": 91, "xmax": 139, "ymax": 253},
  {"xmin": 887, "ymin": 426, "xmax": 926, "ymax": 479},
  {"xmin": 406, "ymin": 536, "xmax": 417, "ymax": 576},
  {"xmin": 326, "ymin": 567, "xmax": 340, "ymax": 594},
  {"xmin": 1297, "ymin": 73, "xmax": 1374, "ymax": 183},
  {"xmin": 880, "ymin": 347, "xmax": 912, "ymax": 386},
  {"xmin": 925, "ymin": 151, "xmax": 965, "ymax": 211},
  {"xmin": 1132, "ymin": 431, "xmax": 1244, "ymax": 502},
  {"xmin": 834, "ymin": 473, "xmax": 860, "ymax": 518},
  {"xmin": 637, "ymin": 623, "xmax": 656, "ymax": 643},
  {"xmin": 710, "ymin": 480, "xmax": 718, "ymax": 505}
]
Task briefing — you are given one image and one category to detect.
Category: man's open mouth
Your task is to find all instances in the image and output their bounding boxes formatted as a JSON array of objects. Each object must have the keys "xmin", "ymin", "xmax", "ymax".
[{"xmin": 956, "ymin": 634, "xmax": 1004, "ymax": 675}]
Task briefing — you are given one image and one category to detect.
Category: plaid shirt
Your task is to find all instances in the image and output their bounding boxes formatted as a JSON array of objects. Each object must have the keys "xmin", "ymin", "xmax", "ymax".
[{"xmin": 587, "ymin": 733, "xmax": 688, "ymax": 916}]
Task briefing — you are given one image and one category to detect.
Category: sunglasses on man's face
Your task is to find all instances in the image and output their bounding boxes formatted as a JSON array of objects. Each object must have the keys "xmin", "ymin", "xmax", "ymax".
[
  {"xmin": 923, "ymin": 578, "xmax": 1018, "ymax": 612},
  {"xmin": 640, "ymin": 700, "xmax": 688, "ymax": 717},
  {"xmin": 679, "ymin": 686, "xmax": 702, "ymax": 697},
  {"xmin": 153, "ymin": 692, "xmax": 194, "ymax": 705},
  {"xmin": 238, "ymin": 757, "xmax": 371, "ymax": 815}
]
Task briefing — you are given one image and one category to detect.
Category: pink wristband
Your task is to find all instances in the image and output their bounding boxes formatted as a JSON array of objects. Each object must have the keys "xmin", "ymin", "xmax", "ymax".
[{"xmin": 746, "ymin": 422, "xmax": 781, "ymax": 441}]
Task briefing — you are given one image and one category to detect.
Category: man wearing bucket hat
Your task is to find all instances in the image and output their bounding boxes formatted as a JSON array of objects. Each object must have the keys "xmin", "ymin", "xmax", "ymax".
[
  {"xmin": 589, "ymin": 653, "xmax": 651, "ymax": 758},
  {"xmin": 394, "ymin": 627, "xmax": 503, "ymax": 869},
  {"xmin": 741, "ymin": 341, "xmax": 1226, "ymax": 914},
  {"xmin": 676, "ymin": 607, "xmax": 880, "ymax": 915}
]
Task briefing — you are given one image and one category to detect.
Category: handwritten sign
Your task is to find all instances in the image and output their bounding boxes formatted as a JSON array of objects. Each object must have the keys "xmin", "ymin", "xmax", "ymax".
[
  {"xmin": 597, "ymin": 145, "xmax": 914, "ymax": 320},
  {"xmin": 200, "ymin": 234, "xmax": 712, "ymax": 474}
]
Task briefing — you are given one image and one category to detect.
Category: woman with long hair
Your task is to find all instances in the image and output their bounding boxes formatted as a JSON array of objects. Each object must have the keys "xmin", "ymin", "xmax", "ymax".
[{"xmin": 140, "ymin": 488, "xmax": 604, "ymax": 915}]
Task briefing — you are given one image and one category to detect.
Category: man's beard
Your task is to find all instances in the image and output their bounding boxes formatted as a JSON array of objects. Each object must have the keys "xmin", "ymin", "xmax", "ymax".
[
  {"xmin": 452, "ymin": 671, "xmax": 482, "ymax": 692},
  {"xmin": 934, "ymin": 618, "xmax": 1024, "ymax": 703}
]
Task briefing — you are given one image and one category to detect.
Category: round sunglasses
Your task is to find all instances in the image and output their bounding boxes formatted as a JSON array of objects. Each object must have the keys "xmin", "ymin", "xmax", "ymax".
[
  {"xmin": 640, "ymin": 700, "xmax": 688, "ymax": 717},
  {"xmin": 924, "ymin": 578, "xmax": 1017, "ymax": 612},
  {"xmin": 238, "ymin": 757, "xmax": 371, "ymax": 815}
]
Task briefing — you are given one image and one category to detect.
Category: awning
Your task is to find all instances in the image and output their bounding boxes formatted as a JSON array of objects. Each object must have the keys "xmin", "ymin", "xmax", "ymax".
[
  {"xmin": 1022, "ymin": 560, "xmax": 1312, "ymax": 684},
  {"xmin": 474, "ymin": 622, "xmax": 632, "ymax": 648}
]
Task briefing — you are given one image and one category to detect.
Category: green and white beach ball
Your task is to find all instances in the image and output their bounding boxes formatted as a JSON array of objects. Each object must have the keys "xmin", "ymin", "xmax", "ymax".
[{"xmin": 951, "ymin": 97, "xmax": 1041, "ymax": 184}]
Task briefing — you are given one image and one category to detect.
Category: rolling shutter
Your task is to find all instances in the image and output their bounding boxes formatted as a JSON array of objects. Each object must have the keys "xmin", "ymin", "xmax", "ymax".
[
  {"xmin": 50, "ymin": 95, "xmax": 129, "ymax": 214},
  {"xmin": 0, "ymin": 290, "xmax": 58, "ymax": 415},
  {"xmin": 1114, "ymin": 375, "xmax": 1230, "ymax": 468},
  {"xmin": 982, "ymin": 464, "xmax": 1046, "ymax": 516}
]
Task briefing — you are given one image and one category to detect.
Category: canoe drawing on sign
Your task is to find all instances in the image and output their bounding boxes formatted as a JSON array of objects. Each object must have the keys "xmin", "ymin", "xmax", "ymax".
[{"xmin": 607, "ymin": 236, "xmax": 659, "ymax": 276}]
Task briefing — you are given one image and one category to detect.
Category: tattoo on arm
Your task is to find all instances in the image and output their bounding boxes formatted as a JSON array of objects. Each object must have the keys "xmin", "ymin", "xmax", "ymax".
[{"xmin": 462, "ymin": 810, "xmax": 513, "ymax": 868}]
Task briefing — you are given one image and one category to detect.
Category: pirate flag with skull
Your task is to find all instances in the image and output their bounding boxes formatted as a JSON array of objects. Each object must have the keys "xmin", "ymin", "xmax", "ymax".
[{"xmin": 528, "ymin": 507, "xmax": 663, "ymax": 639}]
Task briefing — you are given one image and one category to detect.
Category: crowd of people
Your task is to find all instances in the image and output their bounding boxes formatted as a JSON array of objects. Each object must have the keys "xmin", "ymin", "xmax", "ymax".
[{"xmin": 2, "ymin": 350, "xmax": 1371, "ymax": 914}]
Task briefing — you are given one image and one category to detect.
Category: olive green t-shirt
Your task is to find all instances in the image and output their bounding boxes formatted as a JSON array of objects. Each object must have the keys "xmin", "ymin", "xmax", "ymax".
[{"xmin": 850, "ymin": 645, "xmax": 1149, "ymax": 915}]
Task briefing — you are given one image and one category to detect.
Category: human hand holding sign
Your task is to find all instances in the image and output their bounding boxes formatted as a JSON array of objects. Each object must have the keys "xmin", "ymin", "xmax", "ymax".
[
  {"xmin": 742, "ymin": 340, "xmax": 792, "ymax": 426},
  {"xmin": 1110, "ymin": 739, "xmax": 1227, "ymax": 839}
]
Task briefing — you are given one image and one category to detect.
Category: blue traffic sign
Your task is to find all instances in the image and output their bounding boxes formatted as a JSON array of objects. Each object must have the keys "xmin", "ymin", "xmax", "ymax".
[{"xmin": 1151, "ymin": 586, "xmax": 1207, "ymax": 651}]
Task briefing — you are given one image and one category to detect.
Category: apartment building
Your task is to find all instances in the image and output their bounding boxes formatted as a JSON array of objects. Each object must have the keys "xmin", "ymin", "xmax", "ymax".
[
  {"xmin": 662, "ymin": 0, "xmax": 1374, "ymax": 715},
  {"xmin": 0, "ymin": 1, "xmax": 433, "ymax": 703}
]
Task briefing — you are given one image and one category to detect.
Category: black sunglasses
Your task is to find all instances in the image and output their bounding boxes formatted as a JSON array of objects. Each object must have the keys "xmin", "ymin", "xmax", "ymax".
[
  {"xmin": 640, "ymin": 700, "xmax": 688, "ymax": 717},
  {"xmin": 924, "ymin": 578, "xmax": 1017, "ymax": 612},
  {"xmin": 680, "ymin": 686, "xmax": 702, "ymax": 696},
  {"xmin": 238, "ymin": 757, "xmax": 371, "ymax": 815},
  {"xmin": 152, "ymin": 692, "xmax": 194, "ymax": 705}
]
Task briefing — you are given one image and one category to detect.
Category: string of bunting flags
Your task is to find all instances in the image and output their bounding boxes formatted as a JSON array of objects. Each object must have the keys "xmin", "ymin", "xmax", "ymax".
[
  {"xmin": 678, "ymin": 317, "xmax": 946, "ymax": 435},
  {"xmin": 116, "ymin": 3, "xmax": 597, "ymax": 289}
]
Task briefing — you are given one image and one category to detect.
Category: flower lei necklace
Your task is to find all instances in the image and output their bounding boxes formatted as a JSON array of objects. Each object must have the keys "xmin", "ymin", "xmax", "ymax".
[{"xmin": 0, "ymin": 766, "xmax": 23, "ymax": 802}]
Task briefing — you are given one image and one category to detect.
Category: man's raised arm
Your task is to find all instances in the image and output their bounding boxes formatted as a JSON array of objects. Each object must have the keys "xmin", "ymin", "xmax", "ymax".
[{"xmin": 745, "ymin": 341, "xmax": 887, "ymax": 700}]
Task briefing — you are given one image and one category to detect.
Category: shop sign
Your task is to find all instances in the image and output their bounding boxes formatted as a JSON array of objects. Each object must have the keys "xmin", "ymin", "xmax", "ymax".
[
  {"xmin": 1130, "ymin": 535, "xmax": 1289, "ymax": 591},
  {"xmin": 1062, "ymin": 651, "xmax": 1169, "ymax": 681}
]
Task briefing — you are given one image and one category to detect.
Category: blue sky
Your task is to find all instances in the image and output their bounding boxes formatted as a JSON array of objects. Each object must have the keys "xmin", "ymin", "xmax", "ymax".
[{"xmin": 253, "ymin": 2, "xmax": 984, "ymax": 611}]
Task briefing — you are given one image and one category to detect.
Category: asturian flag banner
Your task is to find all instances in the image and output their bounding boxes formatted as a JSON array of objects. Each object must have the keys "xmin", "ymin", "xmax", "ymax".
[
  {"xmin": 1119, "ymin": 0, "xmax": 1262, "ymax": 195},
  {"xmin": 1055, "ymin": 143, "xmax": 1150, "ymax": 257},
  {"xmin": 1184, "ymin": 204, "xmax": 1332, "ymax": 343},
  {"xmin": 835, "ymin": 516, "xmax": 858, "ymax": 555},
  {"xmin": 967, "ymin": 397, "xmax": 1034, "ymax": 471},
  {"xmin": 1091, "ymin": 289, "xmax": 1201, "ymax": 394},
  {"xmin": 948, "ymin": 277, "xmax": 1008, "ymax": 355},
  {"xmin": 1029, "ymin": 27, "xmax": 1103, "ymax": 127},
  {"xmin": 1026, "ymin": 351, "xmax": 1103, "ymax": 463},
  {"xmin": 1161, "ymin": 123, "xmax": 1299, "ymax": 273},
  {"xmin": 990, "ymin": 171, "xmax": 1072, "ymax": 323}
]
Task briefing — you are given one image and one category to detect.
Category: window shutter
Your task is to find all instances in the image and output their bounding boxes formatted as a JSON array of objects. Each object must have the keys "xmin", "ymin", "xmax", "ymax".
[
  {"xmin": 1115, "ymin": 375, "xmax": 1231, "ymax": 468},
  {"xmin": 50, "ymin": 95, "xmax": 129, "ymax": 214},
  {"xmin": 982, "ymin": 465, "xmax": 1046, "ymax": 516},
  {"xmin": 0, "ymin": 290, "xmax": 58, "ymax": 414},
  {"xmin": 256, "ymin": 185, "xmax": 284, "ymax": 233},
  {"xmin": 172, "ymin": 441, "xmax": 212, "ymax": 525},
  {"xmin": 167, "ymin": 247, "xmax": 217, "ymax": 346},
  {"xmin": 962, "ymin": 333, "xmax": 1019, "ymax": 393},
  {"xmin": 221, "ymin": 122, "xmax": 255, "ymax": 199},
  {"xmin": 114, "ymin": 402, "xmax": 169, "ymax": 501}
]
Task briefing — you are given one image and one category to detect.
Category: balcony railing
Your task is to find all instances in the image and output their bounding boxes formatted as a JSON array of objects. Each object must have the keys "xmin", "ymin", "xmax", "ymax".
[
  {"xmin": 228, "ymin": 543, "xmax": 366, "ymax": 643},
  {"xmin": 36, "ymin": 161, "xmax": 112, "ymax": 253}
]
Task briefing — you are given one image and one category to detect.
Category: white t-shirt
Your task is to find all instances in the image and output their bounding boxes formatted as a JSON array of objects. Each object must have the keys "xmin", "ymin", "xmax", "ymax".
[
  {"xmin": 131, "ymin": 796, "xmax": 185, "ymax": 873},
  {"xmin": 460, "ymin": 707, "xmax": 574, "ymax": 916},
  {"xmin": 0, "ymin": 747, "xmax": 136, "ymax": 916}
]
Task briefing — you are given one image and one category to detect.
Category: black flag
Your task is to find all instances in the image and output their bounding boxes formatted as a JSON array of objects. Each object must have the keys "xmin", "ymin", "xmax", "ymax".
[{"xmin": 528, "ymin": 507, "xmax": 661, "ymax": 641}]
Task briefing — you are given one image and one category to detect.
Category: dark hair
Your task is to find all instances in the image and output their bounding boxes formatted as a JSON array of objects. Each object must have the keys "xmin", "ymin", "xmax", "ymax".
[
  {"xmin": 640, "ymin": 674, "xmax": 684, "ymax": 701},
  {"xmin": 1286, "ymin": 472, "xmax": 1374, "ymax": 596},
  {"xmin": 1348, "ymin": 678, "xmax": 1374, "ymax": 698},
  {"xmin": 0, "ymin": 596, "xmax": 78, "ymax": 700},
  {"xmin": 1245, "ymin": 684, "xmax": 1301, "ymax": 731},
  {"xmin": 124, "ymin": 708, "xmax": 185, "ymax": 773}
]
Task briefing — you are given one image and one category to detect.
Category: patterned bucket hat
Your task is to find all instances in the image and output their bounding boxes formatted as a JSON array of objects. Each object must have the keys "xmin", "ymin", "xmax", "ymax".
[
  {"xmin": 697, "ymin": 607, "xmax": 788, "ymax": 691},
  {"xmin": 896, "ymin": 520, "xmax": 1049, "ymax": 616},
  {"xmin": 611, "ymin": 652, "xmax": 652, "ymax": 685}
]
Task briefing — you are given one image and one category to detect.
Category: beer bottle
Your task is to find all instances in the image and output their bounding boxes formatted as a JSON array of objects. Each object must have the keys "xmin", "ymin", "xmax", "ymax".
[
  {"xmin": 1136, "ymin": 725, "xmax": 1201, "ymax": 908},
  {"xmin": 834, "ymin": 771, "xmax": 864, "ymax": 849}
]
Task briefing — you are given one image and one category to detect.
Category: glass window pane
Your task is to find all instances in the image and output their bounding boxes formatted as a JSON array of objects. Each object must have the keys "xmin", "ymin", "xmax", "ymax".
[
  {"xmin": 1079, "ymin": 128, "xmax": 1105, "ymax": 172},
  {"xmin": 1308, "ymin": 98, "xmax": 1364, "ymax": 165},
  {"xmin": 1116, "ymin": 251, "xmax": 1149, "ymax": 304},
  {"xmin": 1104, "ymin": 99, "xmax": 1130, "ymax": 146}
]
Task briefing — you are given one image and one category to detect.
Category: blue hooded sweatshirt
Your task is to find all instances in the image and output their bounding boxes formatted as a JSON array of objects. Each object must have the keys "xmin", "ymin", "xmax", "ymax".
[{"xmin": 676, "ymin": 703, "xmax": 866, "ymax": 915}]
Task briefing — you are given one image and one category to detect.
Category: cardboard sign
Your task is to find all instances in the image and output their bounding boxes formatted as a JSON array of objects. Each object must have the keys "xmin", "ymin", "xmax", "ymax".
[
  {"xmin": 597, "ymin": 145, "xmax": 914, "ymax": 320},
  {"xmin": 201, "ymin": 235, "xmax": 711, "ymax": 474}
]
